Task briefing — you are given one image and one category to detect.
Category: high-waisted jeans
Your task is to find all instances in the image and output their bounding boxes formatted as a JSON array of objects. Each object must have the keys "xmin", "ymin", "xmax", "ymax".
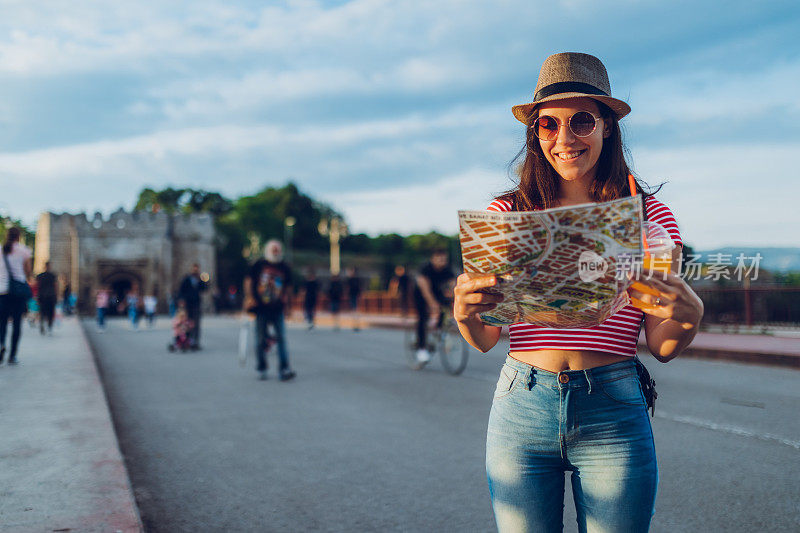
[{"xmin": 486, "ymin": 356, "xmax": 658, "ymax": 533}]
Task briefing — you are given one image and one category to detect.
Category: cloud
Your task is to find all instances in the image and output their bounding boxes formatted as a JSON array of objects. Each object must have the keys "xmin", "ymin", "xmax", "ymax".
[
  {"xmin": 628, "ymin": 57, "xmax": 800, "ymax": 129},
  {"xmin": 0, "ymin": 106, "xmax": 503, "ymax": 178},
  {"xmin": 322, "ymin": 168, "xmax": 506, "ymax": 236},
  {"xmin": 1, "ymin": 0, "xmax": 798, "ymax": 253},
  {"xmin": 634, "ymin": 143, "xmax": 800, "ymax": 249}
]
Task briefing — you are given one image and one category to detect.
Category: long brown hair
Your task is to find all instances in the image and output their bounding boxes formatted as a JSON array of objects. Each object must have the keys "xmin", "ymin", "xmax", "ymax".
[
  {"xmin": 498, "ymin": 101, "xmax": 661, "ymax": 210},
  {"xmin": 3, "ymin": 226, "xmax": 21, "ymax": 255}
]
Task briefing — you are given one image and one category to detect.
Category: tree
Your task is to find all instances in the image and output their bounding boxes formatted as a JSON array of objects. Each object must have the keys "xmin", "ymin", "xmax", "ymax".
[
  {"xmin": 233, "ymin": 182, "xmax": 338, "ymax": 251},
  {"xmin": 134, "ymin": 187, "xmax": 232, "ymax": 216},
  {"xmin": 0, "ymin": 216, "xmax": 35, "ymax": 250},
  {"xmin": 134, "ymin": 187, "xmax": 188, "ymax": 213},
  {"xmin": 341, "ymin": 233, "xmax": 372, "ymax": 254}
]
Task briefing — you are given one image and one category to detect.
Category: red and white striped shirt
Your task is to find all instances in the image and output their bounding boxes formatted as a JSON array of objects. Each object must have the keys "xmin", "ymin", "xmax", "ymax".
[{"xmin": 486, "ymin": 195, "xmax": 682, "ymax": 357}]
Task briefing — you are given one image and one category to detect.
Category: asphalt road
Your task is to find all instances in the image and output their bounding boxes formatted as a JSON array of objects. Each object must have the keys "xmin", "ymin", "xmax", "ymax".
[{"xmin": 85, "ymin": 316, "xmax": 800, "ymax": 532}]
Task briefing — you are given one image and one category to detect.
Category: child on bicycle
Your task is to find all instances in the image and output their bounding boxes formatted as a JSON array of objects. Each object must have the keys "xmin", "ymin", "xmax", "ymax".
[{"xmin": 169, "ymin": 307, "xmax": 194, "ymax": 352}]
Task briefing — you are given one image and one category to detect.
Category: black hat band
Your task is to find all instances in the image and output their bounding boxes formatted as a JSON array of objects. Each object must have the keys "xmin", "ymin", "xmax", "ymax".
[{"xmin": 534, "ymin": 81, "xmax": 608, "ymax": 102}]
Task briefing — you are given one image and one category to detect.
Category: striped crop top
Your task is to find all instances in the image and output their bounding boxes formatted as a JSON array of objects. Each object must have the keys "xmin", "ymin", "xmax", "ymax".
[{"xmin": 486, "ymin": 195, "xmax": 683, "ymax": 357}]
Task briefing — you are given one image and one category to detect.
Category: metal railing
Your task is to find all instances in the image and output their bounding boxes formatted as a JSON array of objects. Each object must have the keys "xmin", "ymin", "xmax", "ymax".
[{"xmin": 290, "ymin": 287, "xmax": 800, "ymax": 327}]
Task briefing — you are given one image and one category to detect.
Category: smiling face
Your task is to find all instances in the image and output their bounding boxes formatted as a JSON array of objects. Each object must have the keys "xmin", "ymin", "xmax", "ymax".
[{"xmin": 536, "ymin": 97, "xmax": 610, "ymax": 188}]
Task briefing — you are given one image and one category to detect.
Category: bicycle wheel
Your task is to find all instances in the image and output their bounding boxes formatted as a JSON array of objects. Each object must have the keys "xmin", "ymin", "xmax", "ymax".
[
  {"xmin": 404, "ymin": 319, "xmax": 426, "ymax": 370},
  {"xmin": 439, "ymin": 317, "xmax": 469, "ymax": 375}
]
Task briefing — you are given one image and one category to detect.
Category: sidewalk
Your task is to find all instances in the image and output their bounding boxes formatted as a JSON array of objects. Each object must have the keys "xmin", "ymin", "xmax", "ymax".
[
  {"xmin": 287, "ymin": 310, "xmax": 800, "ymax": 369},
  {"xmin": 0, "ymin": 317, "xmax": 142, "ymax": 532}
]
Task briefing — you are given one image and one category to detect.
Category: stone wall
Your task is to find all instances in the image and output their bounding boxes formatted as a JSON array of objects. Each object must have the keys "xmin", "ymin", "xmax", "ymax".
[{"xmin": 35, "ymin": 209, "xmax": 216, "ymax": 314}]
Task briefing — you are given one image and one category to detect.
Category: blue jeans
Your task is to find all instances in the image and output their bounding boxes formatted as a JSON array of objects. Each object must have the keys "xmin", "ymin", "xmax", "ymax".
[
  {"xmin": 128, "ymin": 306, "xmax": 139, "ymax": 328},
  {"xmin": 97, "ymin": 307, "xmax": 105, "ymax": 328},
  {"xmin": 255, "ymin": 312, "xmax": 289, "ymax": 373},
  {"xmin": 486, "ymin": 356, "xmax": 658, "ymax": 533}
]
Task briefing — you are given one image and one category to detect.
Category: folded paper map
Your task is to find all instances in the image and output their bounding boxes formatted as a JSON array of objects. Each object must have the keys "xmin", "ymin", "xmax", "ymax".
[{"xmin": 458, "ymin": 196, "xmax": 643, "ymax": 328}]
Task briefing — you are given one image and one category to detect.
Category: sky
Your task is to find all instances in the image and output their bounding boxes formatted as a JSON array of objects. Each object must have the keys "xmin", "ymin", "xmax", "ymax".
[{"xmin": 1, "ymin": 0, "xmax": 799, "ymax": 250}]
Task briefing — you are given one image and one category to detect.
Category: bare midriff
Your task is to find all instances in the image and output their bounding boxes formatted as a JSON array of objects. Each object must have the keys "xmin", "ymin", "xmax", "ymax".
[{"xmin": 509, "ymin": 349, "xmax": 631, "ymax": 373}]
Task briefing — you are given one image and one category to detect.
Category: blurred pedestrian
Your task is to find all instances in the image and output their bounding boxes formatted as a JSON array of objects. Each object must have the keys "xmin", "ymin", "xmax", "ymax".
[
  {"xmin": 327, "ymin": 273, "xmax": 343, "ymax": 330},
  {"xmin": 168, "ymin": 293, "xmax": 177, "ymax": 317},
  {"xmin": 388, "ymin": 265, "xmax": 411, "ymax": 317},
  {"xmin": 143, "ymin": 293, "xmax": 157, "ymax": 327},
  {"xmin": 36, "ymin": 261, "xmax": 57, "ymax": 335},
  {"xmin": 178, "ymin": 264, "xmax": 208, "ymax": 349},
  {"xmin": 62, "ymin": 283, "xmax": 72, "ymax": 316},
  {"xmin": 27, "ymin": 277, "xmax": 39, "ymax": 329},
  {"xmin": 345, "ymin": 266, "xmax": 362, "ymax": 331},
  {"xmin": 0, "ymin": 227, "xmax": 33, "ymax": 365},
  {"xmin": 243, "ymin": 239, "xmax": 296, "ymax": 381},
  {"xmin": 95, "ymin": 285, "xmax": 110, "ymax": 332},
  {"xmin": 126, "ymin": 284, "xmax": 141, "ymax": 330},
  {"xmin": 302, "ymin": 269, "xmax": 319, "ymax": 330},
  {"xmin": 226, "ymin": 284, "xmax": 239, "ymax": 311}
]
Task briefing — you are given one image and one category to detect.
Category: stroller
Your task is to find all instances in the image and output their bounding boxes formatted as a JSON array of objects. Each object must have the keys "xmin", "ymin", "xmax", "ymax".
[{"xmin": 168, "ymin": 309, "xmax": 195, "ymax": 353}]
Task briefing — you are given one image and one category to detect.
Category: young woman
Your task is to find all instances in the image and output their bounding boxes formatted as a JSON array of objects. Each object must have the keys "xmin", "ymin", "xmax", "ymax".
[
  {"xmin": 453, "ymin": 53, "xmax": 704, "ymax": 532},
  {"xmin": 0, "ymin": 227, "xmax": 33, "ymax": 365}
]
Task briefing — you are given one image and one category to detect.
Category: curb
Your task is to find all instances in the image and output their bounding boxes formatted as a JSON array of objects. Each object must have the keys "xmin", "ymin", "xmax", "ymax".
[{"xmin": 77, "ymin": 320, "xmax": 145, "ymax": 532}]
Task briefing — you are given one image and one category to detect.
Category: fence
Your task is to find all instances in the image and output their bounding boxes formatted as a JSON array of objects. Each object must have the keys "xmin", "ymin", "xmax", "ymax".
[
  {"xmin": 694, "ymin": 287, "xmax": 800, "ymax": 327},
  {"xmin": 291, "ymin": 287, "xmax": 800, "ymax": 327},
  {"xmin": 290, "ymin": 291, "xmax": 408, "ymax": 315}
]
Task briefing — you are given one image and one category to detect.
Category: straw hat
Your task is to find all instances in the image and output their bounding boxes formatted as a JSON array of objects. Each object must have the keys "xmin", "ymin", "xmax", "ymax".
[{"xmin": 512, "ymin": 52, "xmax": 631, "ymax": 124}]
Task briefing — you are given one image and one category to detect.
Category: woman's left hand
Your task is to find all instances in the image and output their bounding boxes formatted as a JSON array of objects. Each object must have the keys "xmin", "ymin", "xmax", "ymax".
[{"xmin": 628, "ymin": 269, "xmax": 704, "ymax": 329}]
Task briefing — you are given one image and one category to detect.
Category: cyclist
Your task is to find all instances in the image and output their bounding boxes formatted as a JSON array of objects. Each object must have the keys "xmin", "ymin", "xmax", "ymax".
[{"xmin": 412, "ymin": 249, "xmax": 455, "ymax": 364}]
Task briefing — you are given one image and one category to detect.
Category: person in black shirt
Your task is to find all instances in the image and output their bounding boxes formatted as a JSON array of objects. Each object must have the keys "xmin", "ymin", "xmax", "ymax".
[
  {"xmin": 302, "ymin": 269, "xmax": 319, "ymax": 330},
  {"xmin": 36, "ymin": 262, "xmax": 58, "ymax": 335},
  {"xmin": 388, "ymin": 265, "xmax": 411, "ymax": 317},
  {"xmin": 178, "ymin": 263, "xmax": 208, "ymax": 349},
  {"xmin": 413, "ymin": 249, "xmax": 455, "ymax": 363},
  {"xmin": 345, "ymin": 266, "xmax": 362, "ymax": 331},
  {"xmin": 327, "ymin": 273, "xmax": 344, "ymax": 330},
  {"xmin": 244, "ymin": 239, "xmax": 296, "ymax": 381}
]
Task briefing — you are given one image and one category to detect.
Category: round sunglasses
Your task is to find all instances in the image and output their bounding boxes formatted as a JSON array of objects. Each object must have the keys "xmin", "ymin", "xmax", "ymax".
[{"xmin": 528, "ymin": 111, "xmax": 601, "ymax": 142}]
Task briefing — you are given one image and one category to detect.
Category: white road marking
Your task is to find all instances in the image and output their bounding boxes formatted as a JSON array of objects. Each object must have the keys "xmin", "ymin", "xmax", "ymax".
[{"xmin": 657, "ymin": 412, "xmax": 800, "ymax": 450}]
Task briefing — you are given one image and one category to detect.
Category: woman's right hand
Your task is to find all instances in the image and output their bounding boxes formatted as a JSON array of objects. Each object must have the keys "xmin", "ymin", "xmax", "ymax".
[{"xmin": 453, "ymin": 273, "xmax": 504, "ymax": 324}]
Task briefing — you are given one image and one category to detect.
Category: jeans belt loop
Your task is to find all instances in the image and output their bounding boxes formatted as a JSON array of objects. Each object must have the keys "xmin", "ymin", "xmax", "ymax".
[
  {"xmin": 527, "ymin": 368, "xmax": 536, "ymax": 390},
  {"xmin": 583, "ymin": 368, "xmax": 595, "ymax": 394}
]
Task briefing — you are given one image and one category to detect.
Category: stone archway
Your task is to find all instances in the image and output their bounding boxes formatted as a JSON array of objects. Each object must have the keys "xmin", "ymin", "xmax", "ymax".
[{"xmin": 100, "ymin": 269, "xmax": 144, "ymax": 316}]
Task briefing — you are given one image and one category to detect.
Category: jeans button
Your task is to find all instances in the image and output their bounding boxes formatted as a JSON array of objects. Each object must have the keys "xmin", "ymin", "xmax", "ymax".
[{"xmin": 558, "ymin": 374, "xmax": 569, "ymax": 384}]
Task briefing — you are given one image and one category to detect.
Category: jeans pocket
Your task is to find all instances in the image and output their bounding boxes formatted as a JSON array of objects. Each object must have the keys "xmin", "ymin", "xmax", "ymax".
[
  {"xmin": 494, "ymin": 365, "xmax": 519, "ymax": 400},
  {"xmin": 599, "ymin": 374, "xmax": 646, "ymax": 406}
]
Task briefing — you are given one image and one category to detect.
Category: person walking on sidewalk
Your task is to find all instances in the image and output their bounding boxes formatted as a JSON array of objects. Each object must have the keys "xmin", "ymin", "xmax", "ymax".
[
  {"xmin": 143, "ymin": 293, "xmax": 157, "ymax": 327},
  {"xmin": 95, "ymin": 285, "xmax": 110, "ymax": 332},
  {"xmin": 243, "ymin": 240, "xmax": 296, "ymax": 381},
  {"xmin": 0, "ymin": 227, "xmax": 33, "ymax": 365},
  {"xmin": 126, "ymin": 285, "xmax": 142, "ymax": 331},
  {"xmin": 454, "ymin": 52, "xmax": 704, "ymax": 532},
  {"xmin": 326, "ymin": 273, "xmax": 343, "ymax": 330},
  {"xmin": 35, "ymin": 262, "xmax": 57, "ymax": 335},
  {"xmin": 178, "ymin": 264, "xmax": 208, "ymax": 349},
  {"xmin": 345, "ymin": 266, "xmax": 362, "ymax": 331},
  {"xmin": 302, "ymin": 269, "xmax": 319, "ymax": 330},
  {"xmin": 388, "ymin": 265, "xmax": 411, "ymax": 317}
]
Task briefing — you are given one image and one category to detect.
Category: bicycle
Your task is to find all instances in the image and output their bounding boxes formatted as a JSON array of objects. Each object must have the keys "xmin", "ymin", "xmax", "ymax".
[{"xmin": 405, "ymin": 308, "xmax": 470, "ymax": 375}]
